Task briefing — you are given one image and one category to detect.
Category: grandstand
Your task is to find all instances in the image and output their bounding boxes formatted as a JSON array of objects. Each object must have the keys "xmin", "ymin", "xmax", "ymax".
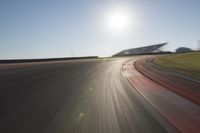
[{"xmin": 113, "ymin": 43, "xmax": 167, "ymax": 56}]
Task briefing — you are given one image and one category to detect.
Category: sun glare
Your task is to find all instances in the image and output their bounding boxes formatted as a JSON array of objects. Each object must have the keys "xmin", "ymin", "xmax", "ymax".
[
  {"xmin": 107, "ymin": 12, "xmax": 129, "ymax": 32},
  {"xmin": 103, "ymin": 6, "xmax": 133, "ymax": 35}
]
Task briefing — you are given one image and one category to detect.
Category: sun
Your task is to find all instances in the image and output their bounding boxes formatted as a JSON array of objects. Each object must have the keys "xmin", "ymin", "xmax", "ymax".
[
  {"xmin": 107, "ymin": 11, "xmax": 130, "ymax": 32},
  {"xmin": 103, "ymin": 7, "xmax": 132, "ymax": 34}
]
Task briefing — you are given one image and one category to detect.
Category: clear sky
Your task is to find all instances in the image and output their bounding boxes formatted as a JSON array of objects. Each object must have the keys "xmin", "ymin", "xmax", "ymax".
[{"xmin": 0, "ymin": 0, "xmax": 200, "ymax": 59}]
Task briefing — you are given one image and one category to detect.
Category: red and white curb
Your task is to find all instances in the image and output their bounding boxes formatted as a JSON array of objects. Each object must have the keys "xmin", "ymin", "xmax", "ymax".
[{"xmin": 122, "ymin": 59, "xmax": 200, "ymax": 133}]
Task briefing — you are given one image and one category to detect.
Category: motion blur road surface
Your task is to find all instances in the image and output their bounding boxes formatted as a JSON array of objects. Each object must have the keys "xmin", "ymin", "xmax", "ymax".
[{"xmin": 0, "ymin": 58, "xmax": 169, "ymax": 133}]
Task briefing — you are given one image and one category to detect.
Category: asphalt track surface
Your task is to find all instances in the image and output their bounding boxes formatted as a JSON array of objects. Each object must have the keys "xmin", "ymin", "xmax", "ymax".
[{"xmin": 0, "ymin": 58, "xmax": 170, "ymax": 133}]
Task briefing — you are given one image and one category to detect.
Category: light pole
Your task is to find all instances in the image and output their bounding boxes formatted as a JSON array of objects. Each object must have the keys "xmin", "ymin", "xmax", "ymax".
[{"xmin": 198, "ymin": 40, "xmax": 200, "ymax": 51}]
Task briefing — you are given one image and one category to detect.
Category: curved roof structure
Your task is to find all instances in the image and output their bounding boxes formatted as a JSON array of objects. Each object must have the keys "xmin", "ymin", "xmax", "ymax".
[{"xmin": 113, "ymin": 43, "xmax": 167, "ymax": 56}]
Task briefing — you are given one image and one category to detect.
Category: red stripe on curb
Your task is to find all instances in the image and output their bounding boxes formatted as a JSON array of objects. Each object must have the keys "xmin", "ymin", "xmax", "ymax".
[
  {"xmin": 135, "ymin": 57, "xmax": 200, "ymax": 105},
  {"xmin": 122, "ymin": 59, "xmax": 200, "ymax": 133}
]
